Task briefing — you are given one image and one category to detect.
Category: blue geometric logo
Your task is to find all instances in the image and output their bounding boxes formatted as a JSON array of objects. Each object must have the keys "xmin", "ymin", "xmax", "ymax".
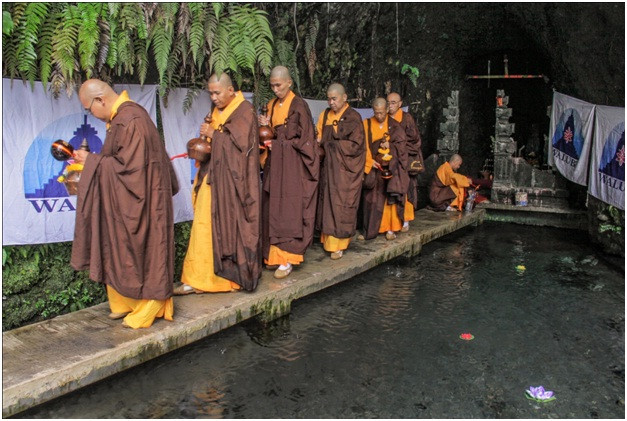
[
  {"xmin": 599, "ymin": 121, "xmax": 625, "ymax": 182},
  {"xmin": 23, "ymin": 114, "xmax": 103, "ymax": 199},
  {"xmin": 552, "ymin": 108, "xmax": 584, "ymax": 160}
]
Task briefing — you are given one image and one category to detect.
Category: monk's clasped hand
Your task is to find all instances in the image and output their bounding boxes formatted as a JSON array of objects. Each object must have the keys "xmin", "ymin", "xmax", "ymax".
[
  {"xmin": 73, "ymin": 149, "xmax": 89, "ymax": 164},
  {"xmin": 258, "ymin": 115, "xmax": 270, "ymax": 127},
  {"xmin": 200, "ymin": 123, "xmax": 214, "ymax": 139}
]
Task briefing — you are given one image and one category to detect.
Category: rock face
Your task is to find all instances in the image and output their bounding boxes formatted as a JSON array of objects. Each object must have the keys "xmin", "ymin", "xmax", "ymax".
[{"xmin": 277, "ymin": 2, "xmax": 623, "ymax": 254}]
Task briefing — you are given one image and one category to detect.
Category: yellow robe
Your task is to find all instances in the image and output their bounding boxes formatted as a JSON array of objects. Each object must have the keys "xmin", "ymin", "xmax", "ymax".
[
  {"xmin": 317, "ymin": 104, "xmax": 352, "ymax": 252},
  {"xmin": 436, "ymin": 161, "xmax": 470, "ymax": 211},
  {"xmin": 180, "ymin": 92, "xmax": 248, "ymax": 292},
  {"xmin": 264, "ymin": 91, "xmax": 304, "ymax": 267},
  {"xmin": 104, "ymin": 91, "xmax": 173, "ymax": 329}
]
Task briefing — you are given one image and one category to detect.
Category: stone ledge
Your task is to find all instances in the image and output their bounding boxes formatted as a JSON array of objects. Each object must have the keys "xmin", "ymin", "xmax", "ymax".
[{"xmin": 2, "ymin": 208, "xmax": 485, "ymax": 417}]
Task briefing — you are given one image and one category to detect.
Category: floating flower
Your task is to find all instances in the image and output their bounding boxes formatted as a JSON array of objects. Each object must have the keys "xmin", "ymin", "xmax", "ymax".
[
  {"xmin": 516, "ymin": 265, "xmax": 526, "ymax": 272},
  {"xmin": 525, "ymin": 386, "xmax": 555, "ymax": 402},
  {"xmin": 459, "ymin": 333, "xmax": 474, "ymax": 341}
]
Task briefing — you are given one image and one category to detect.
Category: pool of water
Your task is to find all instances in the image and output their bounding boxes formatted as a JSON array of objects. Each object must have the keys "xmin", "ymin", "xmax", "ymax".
[{"xmin": 18, "ymin": 222, "xmax": 624, "ymax": 418}]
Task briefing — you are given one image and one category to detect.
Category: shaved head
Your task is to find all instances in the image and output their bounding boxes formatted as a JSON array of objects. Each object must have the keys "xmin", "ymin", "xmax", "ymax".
[
  {"xmin": 449, "ymin": 154, "xmax": 462, "ymax": 164},
  {"xmin": 327, "ymin": 83, "xmax": 346, "ymax": 96},
  {"xmin": 79, "ymin": 79, "xmax": 115, "ymax": 102},
  {"xmin": 386, "ymin": 92, "xmax": 402, "ymax": 115},
  {"xmin": 372, "ymin": 97, "xmax": 387, "ymax": 123},
  {"xmin": 208, "ymin": 73, "xmax": 236, "ymax": 109},
  {"xmin": 269, "ymin": 66, "xmax": 293, "ymax": 100},
  {"xmin": 372, "ymin": 97, "xmax": 387, "ymax": 108},
  {"xmin": 78, "ymin": 79, "xmax": 119, "ymax": 122},
  {"xmin": 208, "ymin": 72, "xmax": 234, "ymax": 88},
  {"xmin": 449, "ymin": 153, "xmax": 463, "ymax": 170},
  {"xmin": 270, "ymin": 66, "xmax": 291, "ymax": 81},
  {"xmin": 326, "ymin": 83, "xmax": 347, "ymax": 113}
]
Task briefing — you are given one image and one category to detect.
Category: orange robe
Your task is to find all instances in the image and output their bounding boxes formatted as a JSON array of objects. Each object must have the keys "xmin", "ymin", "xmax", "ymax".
[{"xmin": 434, "ymin": 161, "xmax": 470, "ymax": 210}]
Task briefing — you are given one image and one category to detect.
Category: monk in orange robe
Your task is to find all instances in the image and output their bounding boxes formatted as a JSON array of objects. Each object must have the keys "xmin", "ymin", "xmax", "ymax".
[
  {"xmin": 176, "ymin": 73, "xmax": 261, "ymax": 295},
  {"xmin": 72, "ymin": 79, "xmax": 179, "ymax": 329},
  {"xmin": 360, "ymin": 97, "xmax": 409, "ymax": 240},
  {"xmin": 315, "ymin": 83, "xmax": 366, "ymax": 259},
  {"xmin": 428, "ymin": 154, "xmax": 472, "ymax": 211},
  {"xmin": 388, "ymin": 92, "xmax": 424, "ymax": 230},
  {"xmin": 258, "ymin": 66, "xmax": 319, "ymax": 279}
]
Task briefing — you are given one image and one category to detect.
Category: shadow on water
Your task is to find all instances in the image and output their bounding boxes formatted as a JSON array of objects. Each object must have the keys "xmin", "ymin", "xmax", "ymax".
[{"xmin": 16, "ymin": 222, "xmax": 625, "ymax": 419}]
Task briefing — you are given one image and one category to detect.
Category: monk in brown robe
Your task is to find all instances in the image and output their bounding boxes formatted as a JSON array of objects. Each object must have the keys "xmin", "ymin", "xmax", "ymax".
[
  {"xmin": 71, "ymin": 79, "xmax": 179, "ymax": 329},
  {"xmin": 315, "ymin": 83, "xmax": 366, "ymax": 259},
  {"xmin": 360, "ymin": 97, "xmax": 409, "ymax": 240},
  {"xmin": 176, "ymin": 73, "xmax": 262, "ymax": 294},
  {"xmin": 258, "ymin": 66, "xmax": 319, "ymax": 279},
  {"xmin": 387, "ymin": 92, "xmax": 424, "ymax": 230},
  {"xmin": 428, "ymin": 154, "xmax": 472, "ymax": 211}
]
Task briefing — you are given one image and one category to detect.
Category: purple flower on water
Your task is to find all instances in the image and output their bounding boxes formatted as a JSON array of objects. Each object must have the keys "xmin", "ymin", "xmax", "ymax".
[{"xmin": 525, "ymin": 386, "xmax": 556, "ymax": 402}]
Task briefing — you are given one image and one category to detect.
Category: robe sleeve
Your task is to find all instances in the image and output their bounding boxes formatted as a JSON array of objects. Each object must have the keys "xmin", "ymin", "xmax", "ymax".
[
  {"xmin": 333, "ymin": 111, "xmax": 365, "ymax": 160},
  {"xmin": 403, "ymin": 112, "xmax": 422, "ymax": 156},
  {"xmin": 363, "ymin": 120, "xmax": 375, "ymax": 175},
  {"xmin": 212, "ymin": 106, "xmax": 257, "ymax": 211},
  {"xmin": 285, "ymin": 99, "xmax": 318, "ymax": 180}
]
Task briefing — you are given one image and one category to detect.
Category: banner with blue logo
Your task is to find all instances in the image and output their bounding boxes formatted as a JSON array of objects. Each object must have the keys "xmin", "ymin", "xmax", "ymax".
[
  {"xmin": 588, "ymin": 105, "xmax": 625, "ymax": 210},
  {"xmin": 2, "ymin": 79, "xmax": 157, "ymax": 245},
  {"xmin": 548, "ymin": 92, "xmax": 595, "ymax": 186},
  {"xmin": 159, "ymin": 88, "xmax": 254, "ymax": 223}
]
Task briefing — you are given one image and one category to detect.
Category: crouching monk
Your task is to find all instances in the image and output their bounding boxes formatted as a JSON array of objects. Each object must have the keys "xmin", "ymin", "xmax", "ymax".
[
  {"xmin": 259, "ymin": 66, "xmax": 319, "ymax": 279},
  {"xmin": 177, "ymin": 73, "xmax": 262, "ymax": 294},
  {"xmin": 71, "ymin": 79, "xmax": 179, "ymax": 329},
  {"xmin": 315, "ymin": 83, "xmax": 366, "ymax": 259},
  {"xmin": 428, "ymin": 154, "xmax": 472, "ymax": 211},
  {"xmin": 361, "ymin": 97, "xmax": 409, "ymax": 240}
]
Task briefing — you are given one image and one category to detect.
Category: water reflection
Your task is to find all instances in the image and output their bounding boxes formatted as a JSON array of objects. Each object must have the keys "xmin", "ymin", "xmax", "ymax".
[{"xmin": 18, "ymin": 223, "xmax": 624, "ymax": 419}]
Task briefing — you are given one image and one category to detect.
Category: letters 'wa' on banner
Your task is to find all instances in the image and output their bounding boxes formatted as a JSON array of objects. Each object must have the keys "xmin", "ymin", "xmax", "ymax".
[
  {"xmin": 2, "ymin": 80, "xmax": 157, "ymax": 245},
  {"xmin": 588, "ymin": 105, "xmax": 625, "ymax": 210},
  {"xmin": 549, "ymin": 92, "xmax": 595, "ymax": 186}
]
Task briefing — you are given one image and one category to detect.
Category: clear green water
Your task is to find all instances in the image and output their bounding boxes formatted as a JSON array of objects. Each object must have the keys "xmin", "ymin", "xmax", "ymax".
[{"xmin": 18, "ymin": 223, "xmax": 625, "ymax": 418}]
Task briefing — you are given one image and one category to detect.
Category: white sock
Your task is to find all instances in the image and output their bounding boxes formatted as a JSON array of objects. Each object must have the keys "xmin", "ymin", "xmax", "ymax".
[
  {"xmin": 387, "ymin": 231, "xmax": 394, "ymax": 235},
  {"xmin": 403, "ymin": 222, "xmax": 409, "ymax": 228},
  {"xmin": 278, "ymin": 263, "xmax": 291, "ymax": 271}
]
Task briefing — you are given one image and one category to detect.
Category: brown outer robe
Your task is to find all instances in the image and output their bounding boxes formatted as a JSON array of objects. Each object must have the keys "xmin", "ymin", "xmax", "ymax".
[
  {"xmin": 315, "ymin": 106, "xmax": 366, "ymax": 238},
  {"xmin": 262, "ymin": 95, "xmax": 320, "ymax": 257},
  {"xmin": 361, "ymin": 117, "xmax": 409, "ymax": 240},
  {"xmin": 428, "ymin": 172, "xmax": 457, "ymax": 211},
  {"xmin": 397, "ymin": 111, "xmax": 425, "ymax": 208},
  {"xmin": 71, "ymin": 102, "xmax": 179, "ymax": 300},
  {"xmin": 204, "ymin": 99, "xmax": 262, "ymax": 291}
]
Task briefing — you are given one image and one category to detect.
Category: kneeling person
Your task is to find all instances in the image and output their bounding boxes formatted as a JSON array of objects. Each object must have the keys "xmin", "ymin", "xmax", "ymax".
[{"xmin": 428, "ymin": 154, "xmax": 472, "ymax": 211}]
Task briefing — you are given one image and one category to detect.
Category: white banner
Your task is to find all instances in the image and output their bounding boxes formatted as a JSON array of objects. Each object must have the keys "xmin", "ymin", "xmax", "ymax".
[
  {"xmin": 548, "ymin": 92, "xmax": 595, "ymax": 185},
  {"xmin": 159, "ymin": 88, "xmax": 254, "ymax": 223},
  {"xmin": 2, "ymin": 79, "xmax": 158, "ymax": 245},
  {"xmin": 589, "ymin": 105, "xmax": 625, "ymax": 210}
]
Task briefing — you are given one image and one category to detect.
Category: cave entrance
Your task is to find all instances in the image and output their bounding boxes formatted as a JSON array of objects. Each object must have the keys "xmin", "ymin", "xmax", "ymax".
[{"xmin": 466, "ymin": 54, "xmax": 554, "ymax": 170}]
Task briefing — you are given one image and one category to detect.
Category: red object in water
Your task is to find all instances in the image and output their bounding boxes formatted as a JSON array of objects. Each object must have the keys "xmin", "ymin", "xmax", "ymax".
[{"xmin": 459, "ymin": 333, "xmax": 475, "ymax": 341}]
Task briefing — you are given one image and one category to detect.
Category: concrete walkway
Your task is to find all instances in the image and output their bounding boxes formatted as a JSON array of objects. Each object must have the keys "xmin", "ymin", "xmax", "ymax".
[{"xmin": 2, "ymin": 208, "xmax": 485, "ymax": 417}]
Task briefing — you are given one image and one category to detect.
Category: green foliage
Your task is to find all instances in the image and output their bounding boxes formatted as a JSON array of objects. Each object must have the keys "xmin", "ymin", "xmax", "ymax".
[
  {"xmin": 2, "ymin": 221, "xmax": 194, "ymax": 331},
  {"xmin": 2, "ymin": 2, "xmax": 274, "ymax": 107},
  {"xmin": 401, "ymin": 63, "xmax": 420, "ymax": 87},
  {"xmin": 3, "ymin": 10, "xmax": 14, "ymax": 35},
  {"xmin": 304, "ymin": 14, "xmax": 319, "ymax": 84}
]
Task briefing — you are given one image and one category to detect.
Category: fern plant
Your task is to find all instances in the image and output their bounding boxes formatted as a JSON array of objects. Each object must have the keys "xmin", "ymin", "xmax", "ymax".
[{"xmin": 2, "ymin": 2, "xmax": 275, "ymax": 108}]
